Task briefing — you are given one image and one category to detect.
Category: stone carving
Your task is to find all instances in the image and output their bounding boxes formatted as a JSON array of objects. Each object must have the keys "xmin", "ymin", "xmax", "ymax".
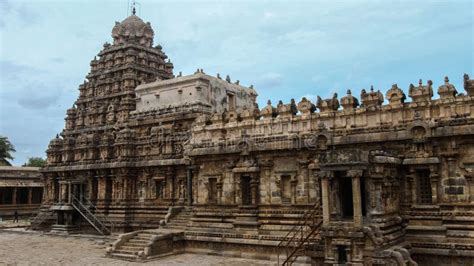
[
  {"xmin": 277, "ymin": 99, "xmax": 297, "ymax": 117},
  {"xmin": 317, "ymin": 93, "xmax": 339, "ymax": 113},
  {"xmin": 260, "ymin": 100, "xmax": 277, "ymax": 118},
  {"xmin": 361, "ymin": 86, "xmax": 384, "ymax": 108},
  {"xmin": 297, "ymin": 97, "xmax": 316, "ymax": 114},
  {"xmin": 386, "ymin": 84, "xmax": 406, "ymax": 106},
  {"xmin": 463, "ymin": 73, "xmax": 474, "ymax": 96},
  {"xmin": 39, "ymin": 11, "xmax": 474, "ymax": 265},
  {"xmin": 341, "ymin": 89, "xmax": 359, "ymax": 110},
  {"xmin": 438, "ymin": 76, "xmax": 457, "ymax": 100},
  {"xmin": 409, "ymin": 79, "xmax": 433, "ymax": 102}
]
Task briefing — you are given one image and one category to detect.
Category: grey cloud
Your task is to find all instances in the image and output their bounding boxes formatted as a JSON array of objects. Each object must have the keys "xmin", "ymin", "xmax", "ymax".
[{"xmin": 17, "ymin": 94, "xmax": 59, "ymax": 110}]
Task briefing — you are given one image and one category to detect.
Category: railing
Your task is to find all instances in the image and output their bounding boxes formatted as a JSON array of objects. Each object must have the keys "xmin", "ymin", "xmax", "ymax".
[
  {"xmin": 71, "ymin": 195, "xmax": 111, "ymax": 235},
  {"xmin": 79, "ymin": 196, "xmax": 115, "ymax": 233},
  {"xmin": 277, "ymin": 201, "xmax": 322, "ymax": 265}
]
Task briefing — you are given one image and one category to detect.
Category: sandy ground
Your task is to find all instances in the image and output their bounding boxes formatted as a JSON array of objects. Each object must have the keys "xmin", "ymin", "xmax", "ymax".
[{"xmin": 0, "ymin": 231, "xmax": 274, "ymax": 266}]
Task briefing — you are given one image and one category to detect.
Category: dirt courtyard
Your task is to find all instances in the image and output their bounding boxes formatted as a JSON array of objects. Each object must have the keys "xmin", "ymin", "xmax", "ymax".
[{"xmin": 0, "ymin": 231, "xmax": 274, "ymax": 265}]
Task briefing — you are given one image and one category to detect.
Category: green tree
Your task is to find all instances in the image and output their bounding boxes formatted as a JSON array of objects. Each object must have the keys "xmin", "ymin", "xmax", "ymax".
[
  {"xmin": 23, "ymin": 157, "xmax": 46, "ymax": 167},
  {"xmin": 0, "ymin": 135, "xmax": 16, "ymax": 166}
]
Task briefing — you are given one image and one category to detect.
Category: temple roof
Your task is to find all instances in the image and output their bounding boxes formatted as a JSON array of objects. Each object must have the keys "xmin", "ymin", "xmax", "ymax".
[{"xmin": 112, "ymin": 14, "xmax": 154, "ymax": 47}]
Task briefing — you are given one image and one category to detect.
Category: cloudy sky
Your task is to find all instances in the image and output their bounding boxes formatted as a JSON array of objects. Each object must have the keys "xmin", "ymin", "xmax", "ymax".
[{"xmin": 0, "ymin": 0, "xmax": 472, "ymax": 165}]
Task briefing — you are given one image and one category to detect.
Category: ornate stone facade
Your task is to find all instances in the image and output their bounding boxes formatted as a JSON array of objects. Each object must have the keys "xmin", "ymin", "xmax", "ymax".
[{"xmin": 40, "ymin": 13, "xmax": 474, "ymax": 265}]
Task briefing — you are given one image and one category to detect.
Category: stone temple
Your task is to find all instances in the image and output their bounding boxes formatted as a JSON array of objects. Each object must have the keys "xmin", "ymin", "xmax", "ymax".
[{"xmin": 34, "ymin": 11, "xmax": 474, "ymax": 265}]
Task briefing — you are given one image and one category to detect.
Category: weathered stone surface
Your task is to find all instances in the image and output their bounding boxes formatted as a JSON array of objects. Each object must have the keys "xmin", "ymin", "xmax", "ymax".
[{"xmin": 36, "ymin": 12, "xmax": 474, "ymax": 266}]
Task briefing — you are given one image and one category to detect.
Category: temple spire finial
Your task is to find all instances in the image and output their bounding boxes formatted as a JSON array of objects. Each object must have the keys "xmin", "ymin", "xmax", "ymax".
[{"xmin": 132, "ymin": 0, "xmax": 136, "ymax": 15}]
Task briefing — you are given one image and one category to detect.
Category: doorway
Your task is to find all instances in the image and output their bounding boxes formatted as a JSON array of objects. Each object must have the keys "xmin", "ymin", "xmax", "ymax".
[
  {"xmin": 281, "ymin": 175, "xmax": 291, "ymax": 204},
  {"xmin": 417, "ymin": 169, "xmax": 432, "ymax": 204},
  {"xmin": 339, "ymin": 177, "xmax": 353, "ymax": 219},
  {"xmin": 241, "ymin": 175, "xmax": 252, "ymax": 205},
  {"xmin": 208, "ymin": 178, "xmax": 217, "ymax": 204}
]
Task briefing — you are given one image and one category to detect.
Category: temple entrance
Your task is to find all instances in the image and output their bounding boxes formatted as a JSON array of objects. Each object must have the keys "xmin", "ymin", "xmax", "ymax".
[
  {"xmin": 339, "ymin": 176, "xmax": 354, "ymax": 219},
  {"xmin": 241, "ymin": 175, "xmax": 252, "ymax": 205},
  {"xmin": 281, "ymin": 175, "xmax": 291, "ymax": 204},
  {"xmin": 155, "ymin": 180, "xmax": 164, "ymax": 199},
  {"xmin": 54, "ymin": 179, "xmax": 59, "ymax": 202},
  {"xmin": 208, "ymin": 177, "xmax": 217, "ymax": 204},
  {"xmin": 417, "ymin": 169, "xmax": 432, "ymax": 204},
  {"xmin": 337, "ymin": 245, "xmax": 348, "ymax": 263}
]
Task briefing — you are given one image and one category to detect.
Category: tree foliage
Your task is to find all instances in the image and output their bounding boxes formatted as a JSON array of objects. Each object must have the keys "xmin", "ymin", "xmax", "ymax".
[
  {"xmin": 0, "ymin": 136, "xmax": 16, "ymax": 166},
  {"xmin": 23, "ymin": 157, "xmax": 46, "ymax": 167}
]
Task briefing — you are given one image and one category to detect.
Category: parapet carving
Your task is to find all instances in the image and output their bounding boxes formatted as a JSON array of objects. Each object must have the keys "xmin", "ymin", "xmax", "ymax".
[
  {"xmin": 340, "ymin": 90, "xmax": 359, "ymax": 110},
  {"xmin": 386, "ymin": 84, "xmax": 406, "ymax": 106},
  {"xmin": 260, "ymin": 100, "xmax": 277, "ymax": 118},
  {"xmin": 409, "ymin": 79, "xmax": 433, "ymax": 102},
  {"xmin": 464, "ymin": 73, "xmax": 474, "ymax": 96},
  {"xmin": 277, "ymin": 99, "xmax": 297, "ymax": 117},
  {"xmin": 297, "ymin": 97, "xmax": 316, "ymax": 114},
  {"xmin": 361, "ymin": 86, "xmax": 383, "ymax": 108},
  {"xmin": 438, "ymin": 76, "xmax": 457, "ymax": 100},
  {"xmin": 317, "ymin": 93, "xmax": 340, "ymax": 113}
]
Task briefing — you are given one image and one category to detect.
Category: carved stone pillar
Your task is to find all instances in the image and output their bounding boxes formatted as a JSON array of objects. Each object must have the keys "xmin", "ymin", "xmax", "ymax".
[
  {"xmin": 429, "ymin": 164, "xmax": 439, "ymax": 204},
  {"xmin": 68, "ymin": 182, "xmax": 72, "ymax": 204},
  {"xmin": 298, "ymin": 159, "xmax": 310, "ymax": 203},
  {"xmin": 27, "ymin": 188, "xmax": 32, "ymax": 204},
  {"xmin": 291, "ymin": 178, "xmax": 297, "ymax": 205},
  {"xmin": 348, "ymin": 170, "xmax": 364, "ymax": 227},
  {"xmin": 186, "ymin": 166, "xmax": 195, "ymax": 205},
  {"xmin": 12, "ymin": 188, "xmax": 17, "ymax": 205},
  {"xmin": 320, "ymin": 171, "xmax": 332, "ymax": 226},
  {"xmin": 250, "ymin": 175, "xmax": 259, "ymax": 206},
  {"xmin": 407, "ymin": 168, "xmax": 417, "ymax": 205}
]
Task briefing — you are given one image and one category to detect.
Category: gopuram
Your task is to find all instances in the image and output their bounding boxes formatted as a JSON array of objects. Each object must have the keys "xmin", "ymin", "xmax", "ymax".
[{"xmin": 36, "ymin": 10, "xmax": 474, "ymax": 265}]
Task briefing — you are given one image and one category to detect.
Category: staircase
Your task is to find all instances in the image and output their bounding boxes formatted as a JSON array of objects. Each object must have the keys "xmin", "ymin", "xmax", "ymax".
[
  {"xmin": 28, "ymin": 205, "xmax": 55, "ymax": 231},
  {"xmin": 71, "ymin": 195, "xmax": 112, "ymax": 235},
  {"xmin": 162, "ymin": 207, "xmax": 192, "ymax": 230},
  {"xmin": 109, "ymin": 231, "xmax": 155, "ymax": 260},
  {"xmin": 107, "ymin": 229, "xmax": 184, "ymax": 261},
  {"xmin": 277, "ymin": 202, "xmax": 323, "ymax": 265}
]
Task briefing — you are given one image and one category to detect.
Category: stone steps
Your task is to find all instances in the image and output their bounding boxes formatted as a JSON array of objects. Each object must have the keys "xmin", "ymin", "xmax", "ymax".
[{"xmin": 109, "ymin": 231, "xmax": 156, "ymax": 259}]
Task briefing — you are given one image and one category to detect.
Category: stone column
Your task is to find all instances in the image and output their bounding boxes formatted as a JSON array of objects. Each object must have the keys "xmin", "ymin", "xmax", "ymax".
[
  {"xmin": 429, "ymin": 165, "xmax": 439, "ymax": 204},
  {"xmin": 186, "ymin": 167, "xmax": 194, "ymax": 205},
  {"xmin": 291, "ymin": 178, "xmax": 297, "ymax": 205},
  {"xmin": 298, "ymin": 159, "xmax": 310, "ymax": 203},
  {"xmin": 320, "ymin": 171, "xmax": 331, "ymax": 226},
  {"xmin": 12, "ymin": 188, "xmax": 17, "ymax": 205},
  {"xmin": 407, "ymin": 168, "xmax": 417, "ymax": 205},
  {"xmin": 250, "ymin": 175, "xmax": 259, "ymax": 206},
  {"xmin": 58, "ymin": 183, "xmax": 62, "ymax": 204},
  {"xmin": 68, "ymin": 182, "xmax": 72, "ymax": 204},
  {"xmin": 348, "ymin": 170, "xmax": 363, "ymax": 227},
  {"xmin": 28, "ymin": 188, "xmax": 32, "ymax": 204}
]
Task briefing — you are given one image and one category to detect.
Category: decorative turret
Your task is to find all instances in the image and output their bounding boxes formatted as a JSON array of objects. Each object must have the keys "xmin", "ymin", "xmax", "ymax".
[
  {"xmin": 386, "ymin": 84, "xmax": 406, "ymax": 106},
  {"xmin": 317, "ymin": 93, "xmax": 339, "ymax": 113},
  {"xmin": 260, "ymin": 100, "xmax": 277, "ymax": 118},
  {"xmin": 409, "ymin": 79, "xmax": 433, "ymax": 102},
  {"xmin": 297, "ymin": 97, "xmax": 316, "ymax": 115},
  {"xmin": 464, "ymin": 73, "xmax": 474, "ymax": 96},
  {"xmin": 361, "ymin": 86, "xmax": 384, "ymax": 108},
  {"xmin": 46, "ymin": 134, "xmax": 63, "ymax": 164},
  {"xmin": 438, "ymin": 76, "xmax": 457, "ymax": 100},
  {"xmin": 341, "ymin": 89, "xmax": 359, "ymax": 110},
  {"xmin": 277, "ymin": 99, "xmax": 297, "ymax": 117},
  {"xmin": 112, "ymin": 14, "xmax": 154, "ymax": 47}
]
